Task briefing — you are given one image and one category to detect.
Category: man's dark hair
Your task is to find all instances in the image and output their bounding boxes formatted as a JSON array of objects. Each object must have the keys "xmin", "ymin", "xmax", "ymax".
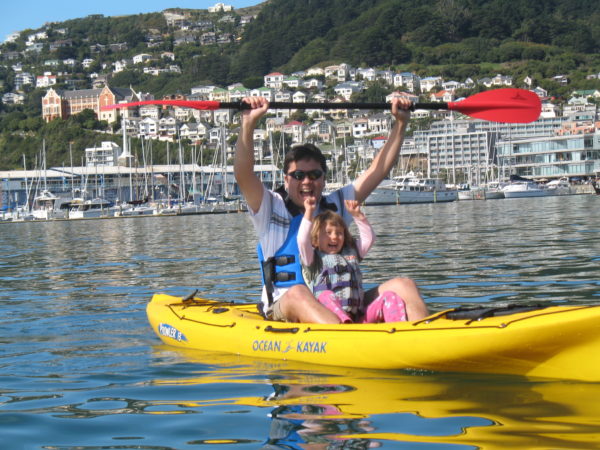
[{"xmin": 282, "ymin": 143, "xmax": 328, "ymax": 175}]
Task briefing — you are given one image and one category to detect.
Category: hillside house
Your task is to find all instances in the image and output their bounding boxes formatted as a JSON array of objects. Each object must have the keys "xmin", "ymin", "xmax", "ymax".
[
  {"xmin": 393, "ymin": 72, "xmax": 420, "ymax": 92},
  {"xmin": 133, "ymin": 53, "xmax": 153, "ymax": 64},
  {"xmin": 138, "ymin": 117, "xmax": 159, "ymax": 138},
  {"xmin": 264, "ymin": 72, "xmax": 284, "ymax": 89},
  {"xmin": 283, "ymin": 120, "xmax": 305, "ymax": 143},
  {"xmin": 14, "ymin": 72, "xmax": 34, "ymax": 90},
  {"xmin": 352, "ymin": 117, "xmax": 369, "ymax": 138},
  {"xmin": 334, "ymin": 82, "xmax": 363, "ymax": 101},
  {"xmin": 36, "ymin": 72, "xmax": 57, "ymax": 88},
  {"xmin": 367, "ymin": 114, "xmax": 391, "ymax": 135},
  {"xmin": 292, "ymin": 91, "xmax": 307, "ymax": 103},
  {"xmin": 2, "ymin": 92, "xmax": 25, "ymax": 104},
  {"xmin": 308, "ymin": 120, "xmax": 336, "ymax": 142},
  {"xmin": 421, "ymin": 76, "xmax": 443, "ymax": 92}
]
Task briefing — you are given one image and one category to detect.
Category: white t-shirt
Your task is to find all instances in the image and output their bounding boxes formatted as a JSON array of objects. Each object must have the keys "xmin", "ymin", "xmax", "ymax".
[{"xmin": 248, "ymin": 184, "xmax": 356, "ymax": 311}]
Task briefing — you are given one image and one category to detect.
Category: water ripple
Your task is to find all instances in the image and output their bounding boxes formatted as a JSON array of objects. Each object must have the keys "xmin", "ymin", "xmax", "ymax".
[{"xmin": 1, "ymin": 196, "xmax": 600, "ymax": 447}]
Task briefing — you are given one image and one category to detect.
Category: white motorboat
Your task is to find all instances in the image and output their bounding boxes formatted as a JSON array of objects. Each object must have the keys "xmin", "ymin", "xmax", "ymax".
[
  {"xmin": 501, "ymin": 175, "xmax": 546, "ymax": 199},
  {"xmin": 502, "ymin": 180, "xmax": 549, "ymax": 198},
  {"xmin": 114, "ymin": 202, "xmax": 157, "ymax": 217},
  {"xmin": 366, "ymin": 174, "xmax": 458, "ymax": 205},
  {"xmin": 457, "ymin": 184, "xmax": 484, "ymax": 201},
  {"xmin": 544, "ymin": 177, "xmax": 573, "ymax": 196},
  {"xmin": 30, "ymin": 190, "xmax": 70, "ymax": 220},
  {"xmin": 67, "ymin": 198, "xmax": 116, "ymax": 219},
  {"xmin": 482, "ymin": 181, "xmax": 506, "ymax": 199}
]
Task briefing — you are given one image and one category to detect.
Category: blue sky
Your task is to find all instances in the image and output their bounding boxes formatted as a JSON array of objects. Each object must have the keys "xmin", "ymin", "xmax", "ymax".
[{"xmin": 1, "ymin": 0, "xmax": 263, "ymax": 42}]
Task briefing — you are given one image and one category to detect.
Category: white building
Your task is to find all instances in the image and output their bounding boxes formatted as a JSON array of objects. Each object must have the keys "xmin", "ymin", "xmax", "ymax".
[
  {"xmin": 36, "ymin": 72, "xmax": 57, "ymax": 88},
  {"xmin": 82, "ymin": 58, "xmax": 95, "ymax": 69},
  {"xmin": 352, "ymin": 117, "xmax": 369, "ymax": 138},
  {"xmin": 283, "ymin": 121, "xmax": 306, "ymax": 143},
  {"xmin": 139, "ymin": 105, "xmax": 161, "ymax": 120},
  {"xmin": 138, "ymin": 117, "xmax": 159, "ymax": 138},
  {"xmin": 333, "ymin": 82, "xmax": 363, "ymax": 101},
  {"xmin": 133, "ymin": 53, "xmax": 153, "ymax": 64},
  {"xmin": 420, "ymin": 76, "xmax": 444, "ymax": 92},
  {"xmin": 208, "ymin": 3, "xmax": 233, "ymax": 12},
  {"xmin": 14, "ymin": 72, "xmax": 34, "ymax": 90},
  {"xmin": 85, "ymin": 141, "xmax": 121, "ymax": 167},
  {"xmin": 264, "ymin": 72, "xmax": 284, "ymax": 89}
]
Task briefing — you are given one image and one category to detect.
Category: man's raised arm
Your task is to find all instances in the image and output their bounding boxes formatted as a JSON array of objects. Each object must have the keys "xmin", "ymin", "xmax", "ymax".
[{"xmin": 234, "ymin": 97, "xmax": 270, "ymax": 213}]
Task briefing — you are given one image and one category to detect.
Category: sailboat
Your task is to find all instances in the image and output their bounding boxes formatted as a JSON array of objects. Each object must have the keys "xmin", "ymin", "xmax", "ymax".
[
  {"xmin": 30, "ymin": 141, "xmax": 70, "ymax": 220},
  {"xmin": 114, "ymin": 121, "xmax": 156, "ymax": 217}
]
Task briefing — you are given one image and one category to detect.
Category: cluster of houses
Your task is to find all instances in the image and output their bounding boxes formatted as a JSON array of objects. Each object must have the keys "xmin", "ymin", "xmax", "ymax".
[
  {"xmin": 0, "ymin": 3, "xmax": 251, "ymax": 104},
  {"xmin": 37, "ymin": 59, "xmax": 600, "ymax": 147}
]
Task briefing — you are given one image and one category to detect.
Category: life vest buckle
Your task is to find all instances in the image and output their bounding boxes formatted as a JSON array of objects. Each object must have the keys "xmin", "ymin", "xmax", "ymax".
[
  {"xmin": 275, "ymin": 272, "xmax": 296, "ymax": 282},
  {"xmin": 274, "ymin": 255, "xmax": 295, "ymax": 266}
]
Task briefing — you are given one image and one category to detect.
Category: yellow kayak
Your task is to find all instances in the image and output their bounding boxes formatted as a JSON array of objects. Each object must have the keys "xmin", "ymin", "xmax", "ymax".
[{"xmin": 146, "ymin": 293, "xmax": 600, "ymax": 381}]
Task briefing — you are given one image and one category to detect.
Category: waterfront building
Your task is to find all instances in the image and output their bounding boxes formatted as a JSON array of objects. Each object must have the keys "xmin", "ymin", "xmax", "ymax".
[
  {"xmin": 424, "ymin": 128, "xmax": 498, "ymax": 186},
  {"xmin": 412, "ymin": 115, "xmax": 574, "ymax": 183},
  {"xmin": 496, "ymin": 133, "xmax": 600, "ymax": 179}
]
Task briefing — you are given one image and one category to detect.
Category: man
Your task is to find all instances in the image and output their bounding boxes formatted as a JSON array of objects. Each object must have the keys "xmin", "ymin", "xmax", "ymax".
[{"xmin": 235, "ymin": 95, "xmax": 429, "ymax": 324}]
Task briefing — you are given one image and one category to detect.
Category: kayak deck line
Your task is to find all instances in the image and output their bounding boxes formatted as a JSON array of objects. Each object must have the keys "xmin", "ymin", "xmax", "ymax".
[
  {"xmin": 167, "ymin": 301, "xmax": 239, "ymax": 329},
  {"xmin": 166, "ymin": 297, "xmax": 600, "ymax": 334}
]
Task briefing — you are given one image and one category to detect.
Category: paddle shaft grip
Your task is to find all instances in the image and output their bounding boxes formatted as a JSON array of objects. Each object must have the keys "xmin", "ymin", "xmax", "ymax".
[{"xmin": 220, "ymin": 101, "xmax": 450, "ymax": 111}]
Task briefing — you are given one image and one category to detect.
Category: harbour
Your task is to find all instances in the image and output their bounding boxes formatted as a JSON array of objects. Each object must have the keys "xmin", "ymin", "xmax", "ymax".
[
  {"xmin": 2, "ymin": 0, "xmax": 600, "ymax": 446},
  {"xmin": 1, "ymin": 194, "xmax": 599, "ymax": 448}
]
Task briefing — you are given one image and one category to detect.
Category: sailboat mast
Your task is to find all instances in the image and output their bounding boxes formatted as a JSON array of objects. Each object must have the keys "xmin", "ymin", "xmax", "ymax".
[
  {"xmin": 222, "ymin": 126, "xmax": 228, "ymax": 198},
  {"xmin": 22, "ymin": 154, "xmax": 29, "ymax": 211},
  {"xmin": 43, "ymin": 140, "xmax": 47, "ymax": 191}
]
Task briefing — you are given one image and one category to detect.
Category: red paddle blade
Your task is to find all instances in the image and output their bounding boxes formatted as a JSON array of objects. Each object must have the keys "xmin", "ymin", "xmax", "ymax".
[
  {"xmin": 102, "ymin": 100, "xmax": 222, "ymax": 110},
  {"xmin": 447, "ymin": 88, "xmax": 541, "ymax": 123}
]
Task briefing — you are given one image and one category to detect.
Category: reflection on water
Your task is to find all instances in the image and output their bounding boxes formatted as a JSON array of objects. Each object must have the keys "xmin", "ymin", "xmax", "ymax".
[
  {"xmin": 1, "ymin": 195, "xmax": 600, "ymax": 448},
  {"xmin": 151, "ymin": 347, "xmax": 600, "ymax": 449}
]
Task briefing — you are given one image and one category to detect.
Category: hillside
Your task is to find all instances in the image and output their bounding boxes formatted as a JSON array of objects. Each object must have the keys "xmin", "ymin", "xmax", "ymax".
[
  {"xmin": 3, "ymin": 0, "xmax": 599, "ymax": 92},
  {"xmin": 232, "ymin": 0, "xmax": 600, "ymax": 83}
]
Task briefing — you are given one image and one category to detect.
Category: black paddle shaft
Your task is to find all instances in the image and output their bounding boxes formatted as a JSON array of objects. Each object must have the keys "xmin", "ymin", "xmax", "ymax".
[{"xmin": 221, "ymin": 101, "xmax": 450, "ymax": 111}]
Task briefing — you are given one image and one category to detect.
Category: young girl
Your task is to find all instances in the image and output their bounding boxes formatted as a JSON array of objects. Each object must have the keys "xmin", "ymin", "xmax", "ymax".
[{"xmin": 298, "ymin": 197, "xmax": 407, "ymax": 323}]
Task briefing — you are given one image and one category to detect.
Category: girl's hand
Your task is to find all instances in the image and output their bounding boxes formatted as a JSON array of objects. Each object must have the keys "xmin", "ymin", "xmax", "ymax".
[
  {"xmin": 345, "ymin": 199, "xmax": 365, "ymax": 220},
  {"xmin": 304, "ymin": 196, "xmax": 317, "ymax": 220}
]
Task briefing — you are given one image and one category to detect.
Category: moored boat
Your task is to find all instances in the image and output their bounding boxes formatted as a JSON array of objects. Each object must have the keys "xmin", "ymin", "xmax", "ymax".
[
  {"xmin": 501, "ymin": 177, "xmax": 549, "ymax": 198},
  {"xmin": 147, "ymin": 293, "xmax": 600, "ymax": 381},
  {"xmin": 30, "ymin": 190, "xmax": 70, "ymax": 220},
  {"xmin": 366, "ymin": 174, "xmax": 457, "ymax": 205},
  {"xmin": 67, "ymin": 197, "xmax": 116, "ymax": 219},
  {"xmin": 544, "ymin": 177, "xmax": 573, "ymax": 196},
  {"xmin": 114, "ymin": 200, "xmax": 156, "ymax": 217}
]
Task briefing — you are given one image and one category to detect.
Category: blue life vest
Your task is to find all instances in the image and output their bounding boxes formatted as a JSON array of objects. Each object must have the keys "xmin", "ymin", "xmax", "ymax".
[
  {"xmin": 257, "ymin": 188, "xmax": 345, "ymax": 311},
  {"xmin": 258, "ymin": 214, "xmax": 305, "ymax": 308}
]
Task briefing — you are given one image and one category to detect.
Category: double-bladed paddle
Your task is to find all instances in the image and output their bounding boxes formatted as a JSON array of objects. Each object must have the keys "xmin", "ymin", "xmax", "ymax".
[{"xmin": 102, "ymin": 88, "xmax": 541, "ymax": 123}]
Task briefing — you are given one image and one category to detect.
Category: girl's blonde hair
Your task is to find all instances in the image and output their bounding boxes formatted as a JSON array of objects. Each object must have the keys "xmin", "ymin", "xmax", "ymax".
[{"xmin": 310, "ymin": 210, "xmax": 356, "ymax": 251}]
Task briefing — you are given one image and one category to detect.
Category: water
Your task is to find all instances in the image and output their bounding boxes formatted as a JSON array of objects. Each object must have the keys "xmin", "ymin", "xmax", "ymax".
[{"xmin": 1, "ymin": 195, "xmax": 600, "ymax": 449}]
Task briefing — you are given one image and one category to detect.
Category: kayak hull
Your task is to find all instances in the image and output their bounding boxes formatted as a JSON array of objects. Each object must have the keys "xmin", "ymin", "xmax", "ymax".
[{"xmin": 147, "ymin": 294, "xmax": 600, "ymax": 381}]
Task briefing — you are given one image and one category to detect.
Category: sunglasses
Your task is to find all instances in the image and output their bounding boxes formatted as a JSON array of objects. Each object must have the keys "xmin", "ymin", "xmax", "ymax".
[{"xmin": 287, "ymin": 170, "xmax": 324, "ymax": 181}]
